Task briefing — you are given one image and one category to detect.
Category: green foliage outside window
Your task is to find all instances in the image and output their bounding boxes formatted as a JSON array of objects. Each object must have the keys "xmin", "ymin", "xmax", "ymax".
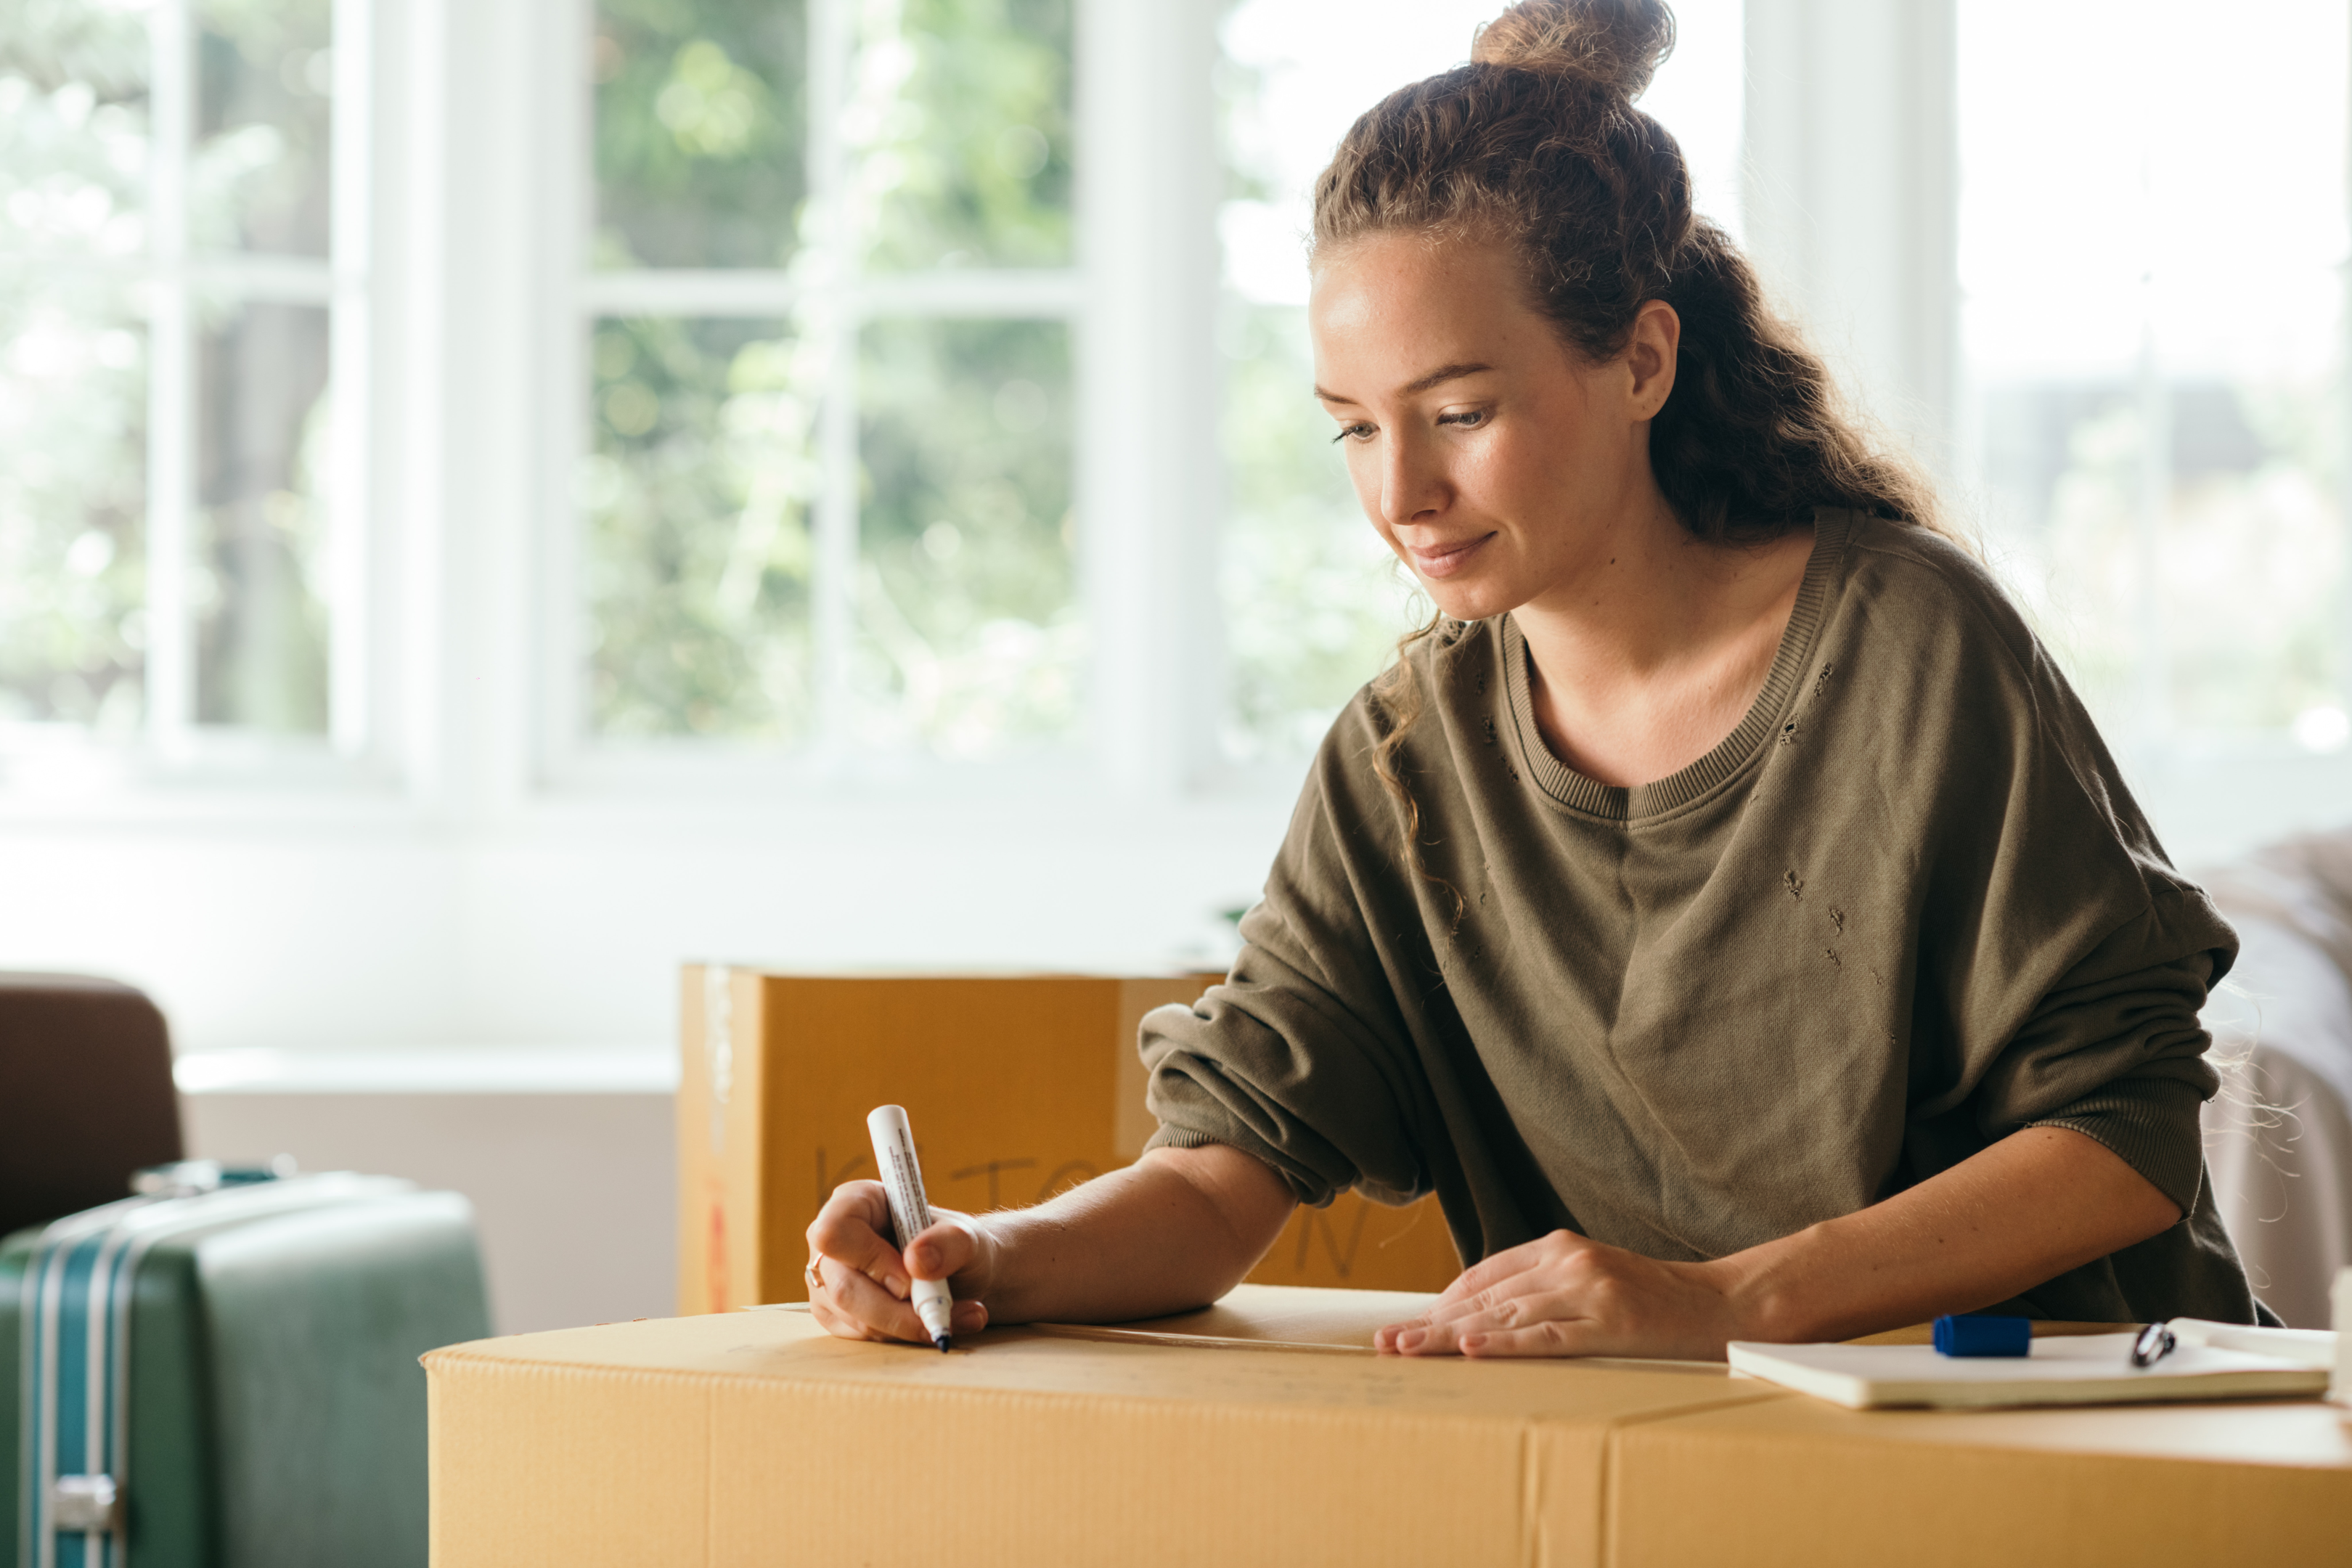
[
  {"xmin": 586, "ymin": 0, "xmax": 1082, "ymax": 751},
  {"xmin": 1219, "ymin": 303, "xmax": 1416, "ymax": 762},
  {"xmin": 856, "ymin": 317, "xmax": 1077, "ymax": 754},
  {"xmin": 586, "ymin": 316, "xmax": 819, "ymax": 740},
  {"xmin": 593, "ymin": 0, "xmax": 808, "ymax": 269},
  {"xmin": 195, "ymin": 0, "xmax": 331, "ymax": 256},
  {"xmin": 0, "ymin": 6, "xmax": 152, "ymax": 730},
  {"xmin": 854, "ymin": 0, "xmax": 1071, "ymax": 271},
  {"xmin": 1214, "ymin": 28, "xmax": 1420, "ymax": 764}
]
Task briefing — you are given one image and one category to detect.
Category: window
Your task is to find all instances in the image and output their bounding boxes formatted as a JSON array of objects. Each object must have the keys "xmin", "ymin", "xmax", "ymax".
[
  {"xmin": 1959, "ymin": 0, "xmax": 2352, "ymax": 758},
  {"xmin": 9, "ymin": 0, "xmax": 2340, "ymax": 828},
  {"xmin": 573, "ymin": 0, "xmax": 1082, "ymax": 764},
  {"xmin": 1212, "ymin": 0, "xmax": 1747, "ymax": 764},
  {"xmin": 0, "ymin": 0, "xmax": 360, "ymax": 769}
]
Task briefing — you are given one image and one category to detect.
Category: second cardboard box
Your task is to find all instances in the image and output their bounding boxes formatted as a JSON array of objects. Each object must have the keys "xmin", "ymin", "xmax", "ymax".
[{"xmin": 676, "ymin": 968, "xmax": 1463, "ymax": 1312}]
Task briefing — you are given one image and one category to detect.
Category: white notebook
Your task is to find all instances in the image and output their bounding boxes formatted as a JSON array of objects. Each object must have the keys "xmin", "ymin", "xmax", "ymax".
[{"xmin": 1726, "ymin": 1320, "xmax": 2335, "ymax": 1410}]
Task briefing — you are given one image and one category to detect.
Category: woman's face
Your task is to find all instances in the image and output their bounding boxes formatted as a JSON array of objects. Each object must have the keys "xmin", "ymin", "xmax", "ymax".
[{"xmin": 1307, "ymin": 232, "xmax": 1677, "ymax": 623}]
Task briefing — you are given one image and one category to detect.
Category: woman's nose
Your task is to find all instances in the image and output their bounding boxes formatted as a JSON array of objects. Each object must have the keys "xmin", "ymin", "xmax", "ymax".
[{"xmin": 1379, "ymin": 433, "xmax": 1445, "ymax": 526}]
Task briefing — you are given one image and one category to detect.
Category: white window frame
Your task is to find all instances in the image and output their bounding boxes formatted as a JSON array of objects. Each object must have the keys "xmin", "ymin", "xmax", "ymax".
[
  {"xmin": 519, "ymin": 0, "xmax": 1227, "ymax": 803},
  {"xmin": 0, "ymin": 0, "xmax": 392, "ymax": 793},
  {"xmin": 7, "ymin": 0, "xmax": 2344, "ymax": 870}
]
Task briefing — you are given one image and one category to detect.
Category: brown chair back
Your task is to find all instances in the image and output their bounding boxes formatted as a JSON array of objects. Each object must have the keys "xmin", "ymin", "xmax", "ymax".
[{"xmin": 0, "ymin": 973, "xmax": 183, "ymax": 1239}]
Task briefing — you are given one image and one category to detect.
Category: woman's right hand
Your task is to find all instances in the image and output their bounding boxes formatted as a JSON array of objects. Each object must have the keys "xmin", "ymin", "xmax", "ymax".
[{"xmin": 805, "ymin": 1178, "xmax": 997, "ymax": 1345}]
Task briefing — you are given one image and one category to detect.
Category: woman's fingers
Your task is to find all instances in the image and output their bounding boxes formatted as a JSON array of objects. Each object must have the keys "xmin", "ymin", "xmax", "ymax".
[
  {"xmin": 904, "ymin": 1216, "xmax": 979, "ymax": 1283},
  {"xmin": 812, "ymin": 1250, "xmax": 934, "ymax": 1344},
  {"xmin": 1376, "ymin": 1229, "xmax": 1734, "ymax": 1359},
  {"xmin": 1426, "ymin": 1236, "xmax": 1548, "ymax": 1312},
  {"xmin": 808, "ymin": 1180, "xmax": 914, "ymax": 1297},
  {"xmin": 1418, "ymin": 1260, "xmax": 1572, "ymax": 1327},
  {"xmin": 1379, "ymin": 1231, "xmax": 1594, "ymax": 1348},
  {"xmin": 805, "ymin": 1187, "xmax": 995, "ymax": 1347},
  {"xmin": 1386, "ymin": 1290, "xmax": 1580, "ymax": 1355},
  {"xmin": 1379, "ymin": 1232, "xmax": 1580, "ymax": 1348},
  {"xmin": 1455, "ymin": 1318, "xmax": 1604, "ymax": 1357}
]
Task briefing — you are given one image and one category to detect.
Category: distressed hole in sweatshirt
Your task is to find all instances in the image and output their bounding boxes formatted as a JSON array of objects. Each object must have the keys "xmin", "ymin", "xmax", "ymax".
[
  {"xmin": 1830, "ymin": 907, "xmax": 1845, "ymax": 934},
  {"xmin": 1779, "ymin": 719, "xmax": 1800, "ymax": 746},
  {"xmin": 1784, "ymin": 870, "xmax": 1804, "ymax": 899}
]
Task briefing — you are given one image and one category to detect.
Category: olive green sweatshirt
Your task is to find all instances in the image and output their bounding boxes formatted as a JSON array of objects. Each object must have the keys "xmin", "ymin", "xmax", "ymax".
[{"xmin": 1143, "ymin": 508, "xmax": 2258, "ymax": 1325}]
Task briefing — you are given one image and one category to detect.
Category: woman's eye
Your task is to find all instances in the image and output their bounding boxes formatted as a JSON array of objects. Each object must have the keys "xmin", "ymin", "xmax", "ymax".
[
  {"xmin": 1440, "ymin": 409, "xmax": 1488, "ymax": 429},
  {"xmin": 1330, "ymin": 422, "xmax": 1376, "ymax": 444}
]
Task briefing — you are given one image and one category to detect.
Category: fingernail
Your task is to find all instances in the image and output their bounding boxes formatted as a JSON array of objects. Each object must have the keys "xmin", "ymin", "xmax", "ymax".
[
  {"xmin": 1461, "ymin": 1334, "xmax": 1485, "ymax": 1353},
  {"xmin": 884, "ymin": 1274, "xmax": 909, "ymax": 1299},
  {"xmin": 1397, "ymin": 1328, "xmax": 1425, "ymax": 1350}
]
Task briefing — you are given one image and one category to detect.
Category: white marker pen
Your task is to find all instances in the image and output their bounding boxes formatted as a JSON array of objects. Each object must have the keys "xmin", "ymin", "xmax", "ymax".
[{"xmin": 866, "ymin": 1104, "xmax": 954, "ymax": 1352}]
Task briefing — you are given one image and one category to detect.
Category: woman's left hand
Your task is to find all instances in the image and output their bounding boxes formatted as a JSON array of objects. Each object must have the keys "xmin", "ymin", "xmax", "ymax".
[{"xmin": 1375, "ymin": 1228, "xmax": 1743, "ymax": 1360}]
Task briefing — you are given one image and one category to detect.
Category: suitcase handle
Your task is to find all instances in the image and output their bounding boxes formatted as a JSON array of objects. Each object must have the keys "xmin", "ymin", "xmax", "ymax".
[{"xmin": 130, "ymin": 1156, "xmax": 298, "ymax": 1197}]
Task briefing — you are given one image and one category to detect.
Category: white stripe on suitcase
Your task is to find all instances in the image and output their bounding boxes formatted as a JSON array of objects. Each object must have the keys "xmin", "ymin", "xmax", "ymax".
[{"xmin": 25, "ymin": 1197, "xmax": 152, "ymax": 1568}]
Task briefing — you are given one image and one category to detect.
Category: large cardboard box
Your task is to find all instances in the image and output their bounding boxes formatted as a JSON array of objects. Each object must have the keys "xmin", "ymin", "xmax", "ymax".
[
  {"xmin": 676, "ymin": 968, "xmax": 1462, "ymax": 1312},
  {"xmin": 424, "ymin": 1286, "xmax": 2352, "ymax": 1568},
  {"xmin": 1610, "ymin": 1391, "xmax": 2352, "ymax": 1567}
]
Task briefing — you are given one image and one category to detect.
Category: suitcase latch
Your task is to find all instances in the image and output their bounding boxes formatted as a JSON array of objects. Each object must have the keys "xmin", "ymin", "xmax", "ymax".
[{"xmin": 52, "ymin": 1474, "xmax": 122, "ymax": 1532}]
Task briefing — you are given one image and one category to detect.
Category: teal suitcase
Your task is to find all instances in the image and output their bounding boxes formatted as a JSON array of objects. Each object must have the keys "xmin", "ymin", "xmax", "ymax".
[{"xmin": 2, "ymin": 1166, "xmax": 491, "ymax": 1568}]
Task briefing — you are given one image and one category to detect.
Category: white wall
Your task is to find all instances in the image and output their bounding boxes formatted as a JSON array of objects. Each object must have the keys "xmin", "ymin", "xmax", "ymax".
[
  {"xmin": 0, "ymin": 797, "xmax": 1283, "ymax": 1055},
  {"xmin": 182, "ymin": 1085, "xmax": 674, "ymax": 1335}
]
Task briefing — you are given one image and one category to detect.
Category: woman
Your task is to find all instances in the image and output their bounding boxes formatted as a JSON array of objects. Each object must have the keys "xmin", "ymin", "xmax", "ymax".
[{"xmin": 808, "ymin": 0, "xmax": 2259, "ymax": 1358}]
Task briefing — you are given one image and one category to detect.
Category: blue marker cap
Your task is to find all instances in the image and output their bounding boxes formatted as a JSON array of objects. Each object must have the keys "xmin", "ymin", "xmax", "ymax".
[{"xmin": 1932, "ymin": 1314, "xmax": 2031, "ymax": 1357}]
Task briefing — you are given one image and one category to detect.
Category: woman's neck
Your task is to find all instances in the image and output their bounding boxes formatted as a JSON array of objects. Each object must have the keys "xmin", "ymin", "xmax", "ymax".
[{"xmin": 1511, "ymin": 505, "xmax": 1816, "ymax": 790}]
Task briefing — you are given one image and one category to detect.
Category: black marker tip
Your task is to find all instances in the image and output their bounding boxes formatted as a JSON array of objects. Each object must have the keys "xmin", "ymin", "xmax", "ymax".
[{"xmin": 935, "ymin": 1334, "xmax": 952, "ymax": 1353}]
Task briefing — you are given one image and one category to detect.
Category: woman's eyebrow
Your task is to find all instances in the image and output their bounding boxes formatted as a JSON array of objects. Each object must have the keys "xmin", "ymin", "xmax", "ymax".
[
  {"xmin": 1402, "ymin": 361, "xmax": 1493, "ymax": 394},
  {"xmin": 1313, "ymin": 362, "xmax": 1495, "ymax": 405}
]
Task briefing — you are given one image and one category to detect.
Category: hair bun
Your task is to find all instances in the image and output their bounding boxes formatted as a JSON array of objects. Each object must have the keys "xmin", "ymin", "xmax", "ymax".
[{"xmin": 1471, "ymin": 0, "xmax": 1676, "ymax": 101}]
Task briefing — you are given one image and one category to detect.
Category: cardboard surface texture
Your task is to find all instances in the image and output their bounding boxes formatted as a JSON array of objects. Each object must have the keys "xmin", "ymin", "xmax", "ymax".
[
  {"xmin": 425, "ymin": 1286, "xmax": 2352, "ymax": 1568},
  {"xmin": 676, "ymin": 968, "xmax": 1461, "ymax": 1312},
  {"xmin": 425, "ymin": 1286, "xmax": 1761, "ymax": 1568}
]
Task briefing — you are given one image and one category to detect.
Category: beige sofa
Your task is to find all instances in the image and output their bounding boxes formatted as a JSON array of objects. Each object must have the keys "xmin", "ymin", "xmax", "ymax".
[{"xmin": 2200, "ymin": 831, "xmax": 2352, "ymax": 1328}]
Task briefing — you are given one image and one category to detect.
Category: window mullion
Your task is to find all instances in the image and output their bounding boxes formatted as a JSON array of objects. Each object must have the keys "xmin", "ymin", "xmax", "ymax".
[
  {"xmin": 144, "ymin": 0, "xmax": 197, "ymax": 752},
  {"xmin": 540, "ymin": 0, "xmax": 595, "ymax": 786},
  {"xmin": 808, "ymin": 0, "xmax": 857, "ymax": 762}
]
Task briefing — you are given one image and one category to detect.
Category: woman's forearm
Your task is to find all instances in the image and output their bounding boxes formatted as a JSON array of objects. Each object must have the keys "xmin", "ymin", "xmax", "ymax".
[
  {"xmin": 975, "ymin": 1143, "xmax": 1298, "ymax": 1325},
  {"xmin": 1379, "ymin": 1123, "xmax": 2181, "ymax": 1360},
  {"xmin": 1718, "ymin": 1125, "xmax": 2181, "ymax": 1342}
]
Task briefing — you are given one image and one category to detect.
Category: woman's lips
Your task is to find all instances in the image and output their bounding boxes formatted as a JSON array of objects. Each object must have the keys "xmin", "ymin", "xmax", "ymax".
[{"xmin": 1408, "ymin": 533, "xmax": 1494, "ymax": 580}]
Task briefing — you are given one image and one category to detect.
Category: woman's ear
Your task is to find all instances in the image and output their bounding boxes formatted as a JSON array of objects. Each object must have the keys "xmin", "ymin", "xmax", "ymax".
[{"xmin": 1625, "ymin": 299, "xmax": 1681, "ymax": 420}]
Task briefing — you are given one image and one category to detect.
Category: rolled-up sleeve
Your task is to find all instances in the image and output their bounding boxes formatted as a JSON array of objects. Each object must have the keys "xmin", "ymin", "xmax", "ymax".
[
  {"xmin": 1972, "ymin": 902, "xmax": 2231, "ymax": 1215},
  {"xmin": 1138, "ymin": 744, "xmax": 1437, "ymax": 1210}
]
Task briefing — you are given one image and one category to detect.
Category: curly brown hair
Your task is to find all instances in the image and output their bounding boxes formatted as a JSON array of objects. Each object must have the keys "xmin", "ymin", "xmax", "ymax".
[{"xmin": 1311, "ymin": 0, "xmax": 1952, "ymax": 848}]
